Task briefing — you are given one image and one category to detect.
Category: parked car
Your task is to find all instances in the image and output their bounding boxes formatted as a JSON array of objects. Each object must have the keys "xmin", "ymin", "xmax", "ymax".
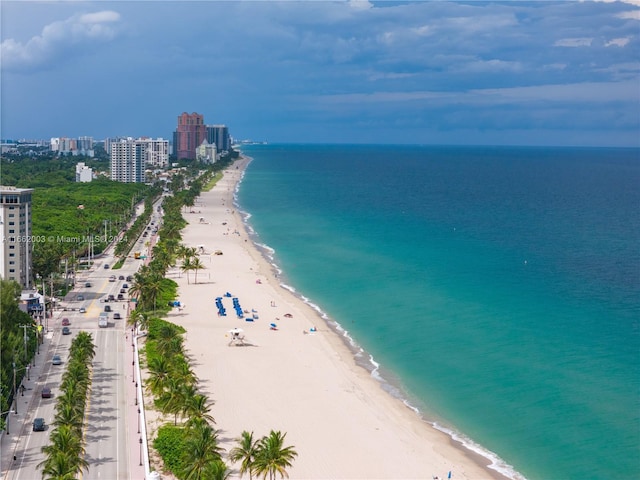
[
  {"xmin": 119, "ymin": 288, "xmax": 126, "ymax": 294},
  {"xmin": 117, "ymin": 294, "xmax": 125, "ymax": 301},
  {"xmin": 108, "ymin": 294, "xmax": 115, "ymax": 301},
  {"xmin": 119, "ymin": 275, "xmax": 125, "ymax": 280},
  {"xmin": 79, "ymin": 307, "xmax": 86, "ymax": 313},
  {"xmin": 62, "ymin": 326, "xmax": 71, "ymax": 335},
  {"xmin": 85, "ymin": 282, "xmax": 92, "ymax": 288},
  {"xmin": 126, "ymin": 276, "xmax": 133, "ymax": 282},
  {"xmin": 104, "ymin": 305, "xmax": 112, "ymax": 312},
  {"xmin": 77, "ymin": 294, "xmax": 84, "ymax": 301},
  {"xmin": 41, "ymin": 387, "xmax": 52, "ymax": 398},
  {"xmin": 113, "ymin": 313, "xmax": 122, "ymax": 320},
  {"xmin": 32, "ymin": 418, "xmax": 46, "ymax": 431},
  {"xmin": 104, "ymin": 264, "xmax": 109, "ymax": 269},
  {"xmin": 61, "ymin": 318, "xmax": 70, "ymax": 326},
  {"xmin": 122, "ymin": 283, "xmax": 129, "ymax": 289},
  {"xmin": 52, "ymin": 355, "xmax": 62, "ymax": 365}
]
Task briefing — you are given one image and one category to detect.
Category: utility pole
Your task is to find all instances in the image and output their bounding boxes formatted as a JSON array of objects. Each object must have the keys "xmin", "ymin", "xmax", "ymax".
[
  {"xmin": 12, "ymin": 363, "xmax": 17, "ymax": 414},
  {"xmin": 19, "ymin": 325, "xmax": 28, "ymax": 364},
  {"xmin": 42, "ymin": 277, "xmax": 47, "ymax": 332}
]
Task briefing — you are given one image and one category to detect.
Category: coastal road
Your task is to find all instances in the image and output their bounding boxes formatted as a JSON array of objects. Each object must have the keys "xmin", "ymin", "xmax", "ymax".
[{"xmin": 2, "ymin": 202, "xmax": 161, "ymax": 480}]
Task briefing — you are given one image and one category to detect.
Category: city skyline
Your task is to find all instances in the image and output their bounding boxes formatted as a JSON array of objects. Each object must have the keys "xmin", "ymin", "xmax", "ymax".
[{"xmin": 2, "ymin": 1, "xmax": 639, "ymax": 147}]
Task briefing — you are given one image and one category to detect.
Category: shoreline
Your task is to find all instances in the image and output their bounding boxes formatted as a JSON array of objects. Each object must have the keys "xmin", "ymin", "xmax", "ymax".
[{"xmin": 165, "ymin": 155, "xmax": 517, "ymax": 479}]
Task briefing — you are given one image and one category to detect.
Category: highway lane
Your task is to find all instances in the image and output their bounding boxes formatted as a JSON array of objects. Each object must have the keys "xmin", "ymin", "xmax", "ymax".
[{"xmin": 78, "ymin": 254, "xmax": 138, "ymax": 480}]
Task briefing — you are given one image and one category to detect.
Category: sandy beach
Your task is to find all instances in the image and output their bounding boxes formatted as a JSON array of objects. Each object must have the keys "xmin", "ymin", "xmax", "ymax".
[{"xmin": 159, "ymin": 156, "xmax": 503, "ymax": 479}]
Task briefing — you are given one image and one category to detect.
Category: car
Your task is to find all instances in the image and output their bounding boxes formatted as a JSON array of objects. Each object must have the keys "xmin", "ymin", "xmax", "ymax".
[
  {"xmin": 77, "ymin": 294, "xmax": 84, "ymax": 301},
  {"xmin": 118, "ymin": 275, "xmax": 125, "ymax": 280},
  {"xmin": 61, "ymin": 318, "xmax": 70, "ymax": 326},
  {"xmin": 119, "ymin": 288, "xmax": 126, "ymax": 294},
  {"xmin": 117, "ymin": 294, "xmax": 125, "ymax": 301},
  {"xmin": 108, "ymin": 294, "xmax": 115, "ymax": 301},
  {"xmin": 104, "ymin": 305, "xmax": 112, "ymax": 312},
  {"xmin": 113, "ymin": 313, "xmax": 122, "ymax": 320},
  {"xmin": 104, "ymin": 264, "xmax": 110, "ymax": 269},
  {"xmin": 126, "ymin": 276, "xmax": 132, "ymax": 282},
  {"xmin": 122, "ymin": 283, "xmax": 129, "ymax": 289},
  {"xmin": 62, "ymin": 326, "xmax": 71, "ymax": 335},
  {"xmin": 85, "ymin": 282, "xmax": 92, "ymax": 288},
  {"xmin": 109, "ymin": 275, "xmax": 116, "ymax": 282},
  {"xmin": 98, "ymin": 315, "xmax": 108, "ymax": 328},
  {"xmin": 52, "ymin": 355, "xmax": 62, "ymax": 365},
  {"xmin": 41, "ymin": 387, "xmax": 52, "ymax": 398},
  {"xmin": 79, "ymin": 307, "xmax": 86, "ymax": 313},
  {"xmin": 32, "ymin": 418, "xmax": 46, "ymax": 431}
]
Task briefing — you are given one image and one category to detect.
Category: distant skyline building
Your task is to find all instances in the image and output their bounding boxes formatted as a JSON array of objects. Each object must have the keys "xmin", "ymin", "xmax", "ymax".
[
  {"xmin": 50, "ymin": 136, "xmax": 94, "ymax": 157},
  {"xmin": 174, "ymin": 112, "xmax": 207, "ymax": 160},
  {"xmin": 110, "ymin": 138, "xmax": 146, "ymax": 183},
  {"xmin": 138, "ymin": 137, "xmax": 169, "ymax": 168},
  {"xmin": 75, "ymin": 162, "xmax": 93, "ymax": 182},
  {"xmin": 196, "ymin": 140, "xmax": 217, "ymax": 164},
  {"xmin": 206, "ymin": 124, "xmax": 231, "ymax": 152},
  {"xmin": 0, "ymin": 186, "xmax": 34, "ymax": 288}
]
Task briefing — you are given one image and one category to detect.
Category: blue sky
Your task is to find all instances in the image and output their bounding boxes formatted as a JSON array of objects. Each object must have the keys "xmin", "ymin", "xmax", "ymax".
[{"xmin": 2, "ymin": 0, "xmax": 639, "ymax": 147}]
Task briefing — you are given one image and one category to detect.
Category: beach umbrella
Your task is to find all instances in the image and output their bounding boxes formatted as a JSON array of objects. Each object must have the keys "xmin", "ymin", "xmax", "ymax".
[
  {"xmin": 229, "ymin": 328, "xmax": 244, "ymax": 334},
  {"xmin": 270, "ymin": 323, "xmax": 277, "ymax": 328}
]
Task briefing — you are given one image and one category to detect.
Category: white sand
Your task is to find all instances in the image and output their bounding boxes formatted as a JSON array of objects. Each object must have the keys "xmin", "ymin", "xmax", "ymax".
[{"xmin": 162, "ymin": 157, "xmax": 502, "ymax": 479}]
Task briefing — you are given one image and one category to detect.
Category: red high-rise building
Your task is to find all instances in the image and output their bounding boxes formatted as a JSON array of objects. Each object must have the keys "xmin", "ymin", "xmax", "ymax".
[{"xmin": 174, "ymin": 112, "xmax": 207, "ymax": 160}]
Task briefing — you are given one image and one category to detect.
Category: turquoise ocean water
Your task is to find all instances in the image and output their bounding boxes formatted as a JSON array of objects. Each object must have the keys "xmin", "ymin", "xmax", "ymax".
[{"xmin": 235, "ymin": 144, "xmax": 640, "ymax": 480}]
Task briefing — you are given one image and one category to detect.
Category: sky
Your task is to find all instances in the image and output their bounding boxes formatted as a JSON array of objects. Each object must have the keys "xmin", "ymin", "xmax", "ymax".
[{"xmin": 1, "ymin": 0, "xmax": 639, "ymax": 147}]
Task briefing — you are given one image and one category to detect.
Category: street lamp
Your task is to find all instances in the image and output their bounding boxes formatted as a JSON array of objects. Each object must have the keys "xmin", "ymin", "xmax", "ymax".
[
  {"xmin": 132, "ymin": 359, "xmax": 135, "ymax": 382},
  {"xmin": 139, "ymin": 437, "xmax": 143, "ymax": 466},
  {"xmin": 137, "ymin": 408, "xmax": 141, "ymax": 433},
  {"xmin": 1, "ymin": 410, "xmax": 11, "ymax": 435}
]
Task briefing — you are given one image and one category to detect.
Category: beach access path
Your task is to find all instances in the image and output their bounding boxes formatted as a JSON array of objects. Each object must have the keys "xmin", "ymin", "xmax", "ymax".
[{"xmin": 154, "ymin": 156, "xmax": 504, "ymax": 479}]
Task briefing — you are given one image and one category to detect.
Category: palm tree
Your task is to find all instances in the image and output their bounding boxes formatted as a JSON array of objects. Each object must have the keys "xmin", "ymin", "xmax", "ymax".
[
  {"xmin": 53, "ymin": 402, "xmax": 84, "ymax": 433},
  {"xmin": 158, "ymin": 377, "xmax": 187, "ymax": 425},
  {"xmin": 146, "ymin": 356, "xmax": 172, "ymax": 396},
  {"xmin": 38, "ymin": 450, "xmax": 88, "ymax": 480},
  {"xmin": 229, "ymin": 430, "xmax": 259, "ymax": 480},
  {"xmin": 42, "ymin": 425, "xmax": 85, "ymax": 458},
  {"xmin": 191, "ymin": 257, "xmax": 206, "ymax": 284},
  {"xmin": 183, "ymin": 393, "xmax": 216, "ymax": 428},
  {"xmin": 182, "ymin": 257, "xmax": 194, "ymax": 284},
  {"xmin": 180, "ymin": 422, "xmax": 224, "ymax": 480},
  {"xmin": 251, "ymin": 431, "xmax": 297, "ymax": 480},
  {"xmin": 202, "ymin": 459, "xmax": 231, "ymax": 480}
]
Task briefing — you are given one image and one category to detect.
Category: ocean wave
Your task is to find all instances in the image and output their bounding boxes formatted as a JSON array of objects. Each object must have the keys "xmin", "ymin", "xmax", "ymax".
[
  {"xmin": 275, "ymin": 268, "xmax": 526, "ymax": 480},
  {"xmin": 432, "ymin": 423, "xmax": 527, "ymax": 480}
]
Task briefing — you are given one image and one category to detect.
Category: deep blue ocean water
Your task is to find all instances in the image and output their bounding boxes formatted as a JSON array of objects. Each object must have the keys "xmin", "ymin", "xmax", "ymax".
[{"xmin": 236, "ymin": 144, "xmax": 640, "ymax": 480}]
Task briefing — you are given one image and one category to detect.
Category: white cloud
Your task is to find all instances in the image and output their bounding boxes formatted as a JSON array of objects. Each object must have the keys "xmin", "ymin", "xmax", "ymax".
[
  {"xmin": 616, "ymin": 10, "xmax": 640, "ymax": 19},
  {"xmin": 314, "ymin": 80, "xmax": 639, "ymax": 107},
  {"xmin": 605, "ymin": 37, "xmax": 631, "ymax": 46},
  {"xmin": 79, "ymin": 11, "xmax": 120, "ymax": 24},
  {"xmin": 348, "ymin": 0, "xmax": 373, "ymax": 11},
  {"xmin": 554, "ymin": 37, "xmax": 593, "ymax": 47},
  {"xmin": 1, "ymin": 10, "xmax": 121, "ymax": 72}
]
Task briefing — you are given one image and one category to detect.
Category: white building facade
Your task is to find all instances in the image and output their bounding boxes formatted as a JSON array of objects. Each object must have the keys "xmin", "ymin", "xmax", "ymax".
[
  {"xmin": 110, "ymin": 139, "xmax": 146, "ymax": 183},
  {"xmin": 75, "ymin": 162, "xmax": 93, "ymax": 182},
  {"xmin": 196, "ymin": 140, "xmax": 217, "ymax": 164},
  {"xmin": 0, "ymin": 186, "xmax": 34, "ymax": 288}
]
